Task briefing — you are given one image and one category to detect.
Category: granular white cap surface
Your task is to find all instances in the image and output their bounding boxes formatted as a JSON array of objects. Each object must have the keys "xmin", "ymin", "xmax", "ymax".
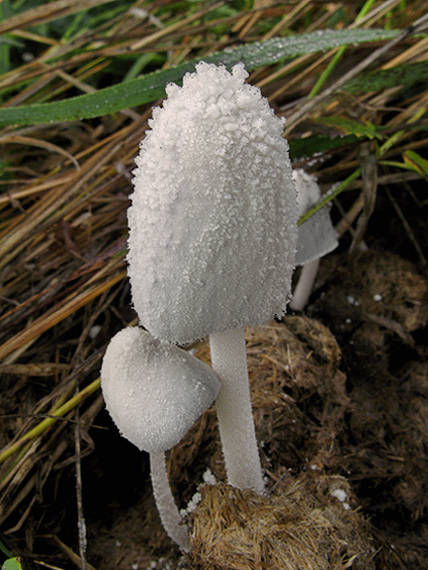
[
  {"xmin": 101, "ymin": 327, "xmax": 220, "ymax": 453},
  {"xmin": 128, "ymin": 62, "xmax": 297, "ymax": 344}
]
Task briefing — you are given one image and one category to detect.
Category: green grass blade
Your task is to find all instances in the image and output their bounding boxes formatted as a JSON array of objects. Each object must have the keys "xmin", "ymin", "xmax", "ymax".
[
  {"xmin": 123, "ymin": 53, "xmax": 164, "ymax": 82},
  {"xmin": 309, "ymin": 47, "xmax": 346, "ymax": 98},
  {"xmin": 0, "ymin": 537, "xmax": 12, "ymax": 559},
  {"xmin": 203, "ymin": 28, "xmax": 398, "ymax": 70},
  {"xmin": 343, "ymin": 61, "xmax": 428, "ymax": 93},
  {"xmin": 318, "ymin": 116, "xmax": 383, "ymax": 139},
  {"xmin": 1, "ymin": 559, "xmax": 23, "ymax": 570},
  {"xmin": 289, "ymin": 133, "xmax": 359, "ymax": 160},
  {"xmin": 0, "ymin": 0, "xmax": 12, "ymax": 76},
  {"xmin": 0, "ymin": 28, "xmax": 399, "ymax": 127},
  {"xmin": 403, "ymin": 150, "xmax": 428, "ymax": 177},
  {"xmin": 308, "ymin": 0, "xmax": 378, "ymax": 97},
  {"xmin": 298, "ymin": 168, "xmax": 362, "ymax": 226}
]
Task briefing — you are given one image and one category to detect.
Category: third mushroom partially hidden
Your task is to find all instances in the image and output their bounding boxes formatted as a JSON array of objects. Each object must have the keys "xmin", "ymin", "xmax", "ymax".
[
  {"xmin": 128, "ymin": 62, "xmax": 298, "ymax": 494},
  {"xmin": 290, "ymin": 169, "xmax": 338, "ymax": 311}
]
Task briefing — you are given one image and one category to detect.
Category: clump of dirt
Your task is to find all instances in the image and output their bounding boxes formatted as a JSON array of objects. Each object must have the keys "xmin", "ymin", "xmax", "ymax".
[
  {"xmin": 83, "ymin": 250, "xmax": 427, "ymax": 569},
  {"xmin": 87, "ymin": 316, "xmax": 359, "ymax": 569},
  {"xmin": 189, "ymin": 476, "xmax": 374, "ymax": 570},
  {"xmin": 85, "ymin": 316, "xmax": 353, "ymax": 569},
  {"xmin": 249, "ymin": 317, "xmax": 349, "ymax": 474}
]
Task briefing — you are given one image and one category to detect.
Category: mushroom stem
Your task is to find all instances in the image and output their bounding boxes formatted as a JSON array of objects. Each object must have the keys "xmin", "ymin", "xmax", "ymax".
[
  {"xmin": 150, "ymin": 451, "xmax": 190, "ymax": 552},
  {"xmin": 289, "ymin": 258, "xmax": 320, "ymax": 311},
  {"xmin": 209, "ymin": 328, "xmax": 264, "ymax": 494}
]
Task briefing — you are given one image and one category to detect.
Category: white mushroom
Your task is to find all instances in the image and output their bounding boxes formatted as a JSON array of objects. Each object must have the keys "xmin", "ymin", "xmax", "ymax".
[
  {"xmin": 289, "ymin": 169, "xmax": 338, "ymax": 311},
  {"xmin": 128, "ymin": 62, "xmax": 298, "ymax": 494},
  {"xmin": 101, "ymin": 327, "xmax": 220, "ymax": 551}
]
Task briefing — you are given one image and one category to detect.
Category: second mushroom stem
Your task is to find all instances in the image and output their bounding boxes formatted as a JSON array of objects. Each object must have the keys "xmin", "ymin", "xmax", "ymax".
[
  {"xmin": 289, "ymin": 258, "xmax": 320, "ymax": 311},
  {"xmin": 150, "ymin": 451, "xmax": 190, "ymax": 552},
  {"xmin": 209, "ymin": 328, "xmax": 265, "ymax": 495}
]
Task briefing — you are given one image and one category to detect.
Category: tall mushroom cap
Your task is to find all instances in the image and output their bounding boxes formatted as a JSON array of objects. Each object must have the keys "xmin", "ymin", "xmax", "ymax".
[
  {"xmin": 294, "ymin": 169, "xmax": 338, "ymax": 265},
  {"xmin": 128, "ymin": 62, "xmax": 298, "ymax": 344},
  {"xmin": 101, "ymin": 327, "xmax": 220, "ymax": 453}
]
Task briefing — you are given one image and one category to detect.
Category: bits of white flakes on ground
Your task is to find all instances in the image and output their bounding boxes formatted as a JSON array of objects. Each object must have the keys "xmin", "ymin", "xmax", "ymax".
[
  {"xmin": 180, "ymin": 468, "xmax": 217, "ymax": 517},
  {"xmin": 128, "ymin": 61, "xmax": 297, "ymax": 344},
  {"xmin": 202, "ymin": 468, "xmax": 216, "ymax": 485},
  {"xmin": 147, "ymin": 557, "xmax": 183, "ymax": 570},
  {"xmin": 373, "ymin": 293, "xmax": 382, "ymax": 301},
  {"xmin": 330, "ymin": 488, "xmax": 351, "ymax": 510},
  {"xmin": 331, "ymin": 488, "xmax": 347, "ymax": 502},
  {"xmin": 180, "ymin": 492, "xmax": 202, "ymax": 517}
]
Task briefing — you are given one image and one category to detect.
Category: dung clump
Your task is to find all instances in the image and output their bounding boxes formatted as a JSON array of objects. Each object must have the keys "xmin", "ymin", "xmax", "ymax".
[
  {"xmin": 189, "ymin": 475, "xmax": 375, "ymax": 570},
  {"xmin": 87, "ymin": 306, "xmax": 426, "ymax": 568}
]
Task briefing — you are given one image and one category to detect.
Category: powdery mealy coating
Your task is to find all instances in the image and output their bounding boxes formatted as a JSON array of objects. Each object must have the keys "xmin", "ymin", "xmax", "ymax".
[
  {"xmin": 128, "ymin": 62, "xmax": 297, "ymax": 344},
  {"xmin": 101, "ymin": 327, "xmax": 220, "ymax": 453},
  {"xmin": 293, "ymin": 169, "xmax": 338, "ymax": 265}
]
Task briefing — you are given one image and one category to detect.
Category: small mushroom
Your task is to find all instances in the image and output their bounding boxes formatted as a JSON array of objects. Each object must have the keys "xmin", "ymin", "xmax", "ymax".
[
  {"xmin": 101, "ymin": 327, "xmax": 220, "ymax": 551},
  {"xmin": 290, "ymin": 169, "xmax": 338, "ymax": 311},
  {"xmin": 128, "ymin": 62, "xmax": 298, "ymax": 494}
]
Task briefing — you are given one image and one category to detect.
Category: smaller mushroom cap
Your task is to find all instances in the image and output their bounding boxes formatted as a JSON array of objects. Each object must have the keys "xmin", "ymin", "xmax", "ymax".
[
  {"xmin": 293, "ymin": 169, "xmax": 338, "ymax": 265},
  {"xmin": 101, "ymin": 327, "xmax": 220, "ymax": 453}
]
